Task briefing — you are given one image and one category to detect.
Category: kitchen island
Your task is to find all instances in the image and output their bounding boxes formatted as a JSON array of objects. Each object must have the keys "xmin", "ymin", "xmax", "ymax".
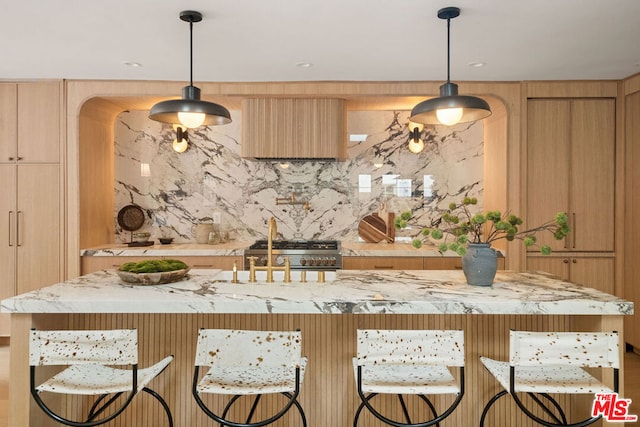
[{"xmin": 2, "ymin": 269, "xmax": 633, "ymax": 426}]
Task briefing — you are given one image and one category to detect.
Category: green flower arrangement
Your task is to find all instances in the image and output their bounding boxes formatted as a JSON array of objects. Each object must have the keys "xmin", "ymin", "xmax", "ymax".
[{"xmin": 395, "ymin": 197, "xmax": 570, "ymax": 255}]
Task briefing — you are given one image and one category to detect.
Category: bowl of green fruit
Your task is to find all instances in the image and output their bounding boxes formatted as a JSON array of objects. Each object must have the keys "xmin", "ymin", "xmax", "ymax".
[{"xmin": 116, "ymin": 259, "xmax": 190, "ymax": 285}]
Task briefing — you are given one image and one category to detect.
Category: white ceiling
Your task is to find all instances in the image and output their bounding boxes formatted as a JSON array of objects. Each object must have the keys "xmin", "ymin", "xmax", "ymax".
[{"xmin": 2, "ymin": 0, "xmax": 640, "ymax": 83}]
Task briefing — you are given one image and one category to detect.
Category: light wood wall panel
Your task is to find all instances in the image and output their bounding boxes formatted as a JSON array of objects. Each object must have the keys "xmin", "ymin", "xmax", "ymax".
[
  {"xmin": 65, "ymin": 80, "xmax": 519, "ymax": 279},
  {"xmin": 78, "ymin": 99, "xmax": 119, "ymax": 250},
  {"xmin": 43, "ymin": 312, "xmax": 618, "ymax": 427}
]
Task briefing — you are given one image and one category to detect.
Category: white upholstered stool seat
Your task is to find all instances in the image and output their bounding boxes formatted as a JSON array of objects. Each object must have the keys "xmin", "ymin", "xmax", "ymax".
[
  {"xmin": 36, "ymin": 357, "xmax": 173, "ymax": 395},
  {"xmin": 196, "ymin": 361, "xmax": 308, "ymax": 395},
  {"xmin": 192, "ymin": 329, "xmax": 307, "ymax": 427},
  {"xmin": 30, "ymin": 329, "xmax": 174, "ymax": 427},
  {"xmin": 479, "ymin": 331, "xmax": 620, "ymax": 427},
  {"xmin": 355, "ymin": 362, "xmax": 460, "ymax": 395},
  {"xmin": 480, "ymin": 357, "xmax": 614, "ymax": 395},
  {"xmin": 353, "ymin": 329, "xmax": 465, "ymax": 427}
]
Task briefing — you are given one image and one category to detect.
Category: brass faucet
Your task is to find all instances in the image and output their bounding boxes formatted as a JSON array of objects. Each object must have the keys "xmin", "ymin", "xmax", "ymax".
[{"xmin": 249, "ymin": 217, "xmax": 291, "ymax": 283}]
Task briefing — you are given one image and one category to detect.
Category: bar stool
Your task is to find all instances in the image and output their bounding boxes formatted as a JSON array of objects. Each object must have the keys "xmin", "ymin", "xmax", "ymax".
[
  {"xmin": 29, "ymin": 329, "xmax": 174, "ymax": 426},
  {"xmin": 479, "ymin": 330, "xmax": 620, "ymax": 427},
  {"xmin": 353, "ymin": 329, "xmax": 465, "ymax": 427},
  {"xmin": 192, "ymin": 328, "xmax": 307, "ymax": 427}
]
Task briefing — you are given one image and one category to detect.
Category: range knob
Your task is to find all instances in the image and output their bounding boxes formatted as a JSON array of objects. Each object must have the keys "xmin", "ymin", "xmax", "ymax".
[
  {"xmin": 300, "ymin": 258, "xmax": 307, "ymax": 266},
  {"xmin": 275, "ymin": 255, "xmax": 286, "ymax": 266},
  {"xmin": 330, "ymin": 257, "xmax": 336, "ymax": 266},
  {"xmin": 308, "ymin": 258, "xmax": 316, "ymax": 266}
]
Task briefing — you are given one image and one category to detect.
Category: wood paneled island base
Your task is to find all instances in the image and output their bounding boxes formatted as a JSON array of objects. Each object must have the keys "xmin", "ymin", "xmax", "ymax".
[{"xmin": 4, "ymin": 270, "xmax": 632, "ymax": 426}]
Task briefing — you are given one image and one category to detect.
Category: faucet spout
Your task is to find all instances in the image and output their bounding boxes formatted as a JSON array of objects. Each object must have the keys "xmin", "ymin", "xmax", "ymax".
[
  {"xmin": 266, "ymin": 217, "xmax": 277, "ymax": 282},
  {"xmin": 249, "ymin": 217, "xmax": 290, "ymax": 283}
]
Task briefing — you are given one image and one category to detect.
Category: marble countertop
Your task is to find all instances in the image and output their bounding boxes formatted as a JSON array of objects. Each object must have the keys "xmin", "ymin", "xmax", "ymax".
[
  {"xmin": 2, "ymin": 269, "xmax": 632, "ymax": 316},
  {"xmin": 80, "ymin": 241, "xmax": 253, "ymax": 256},
  {"xmin": 81, "ymin": 241, "xmax": 468, "ymax": 257}
]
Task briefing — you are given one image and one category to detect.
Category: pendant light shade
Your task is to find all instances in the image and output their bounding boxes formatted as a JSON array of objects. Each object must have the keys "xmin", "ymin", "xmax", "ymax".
[
  {"xmin": 410, "ymin": 7, "xmax": 491, "ymax": 126},
  {"xmin": 150, "ymin": 11, "xmax": 231, "ymax": 128}
]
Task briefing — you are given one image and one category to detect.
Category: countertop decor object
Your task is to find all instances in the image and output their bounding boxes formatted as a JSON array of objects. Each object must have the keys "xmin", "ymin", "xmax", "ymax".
[
  {"xmin": 358, "ymin": 213, "xmax": 390, "ymax": 243},
  {"xmin": 159, "ymin": 237, "xmax": 174, "ymax": 245},
  {"xmin": 116, "ymin": 259, "xmax": 190, "ymax": 285},
  {"xmin": 397, "ymin": 197, "xmax": 570, "ymax": 285},
  {"xmin": 116, "ymin": 268, "xmax": 190, "ymax": 285}
]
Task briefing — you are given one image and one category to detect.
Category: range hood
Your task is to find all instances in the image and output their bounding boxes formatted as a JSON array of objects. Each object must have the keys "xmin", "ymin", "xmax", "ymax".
[{"xmin": 241, "ymin": 98, "xmax": 346, "ymax": 160}]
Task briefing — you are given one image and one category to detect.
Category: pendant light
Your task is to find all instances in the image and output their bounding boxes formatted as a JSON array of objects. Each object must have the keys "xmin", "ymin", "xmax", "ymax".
[
  {"xmin": 410, "ymin": 6, "xmax": 491, "ymax": 126},
  {"xmin": 150, "ymin": 11, "xmax": 231, "ymax": 129}
]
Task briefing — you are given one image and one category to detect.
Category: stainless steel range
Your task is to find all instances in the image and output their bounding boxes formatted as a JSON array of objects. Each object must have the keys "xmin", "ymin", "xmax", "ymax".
[{"xmin": 244, "ymin": 240, "xmax": 342, "ymax": 270}]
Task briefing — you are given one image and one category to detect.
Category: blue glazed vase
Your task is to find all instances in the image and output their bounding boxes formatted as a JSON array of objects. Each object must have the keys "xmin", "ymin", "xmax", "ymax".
[{"xmin": 462, "ymin": 243, "xmax": 498, "ymax": 286}]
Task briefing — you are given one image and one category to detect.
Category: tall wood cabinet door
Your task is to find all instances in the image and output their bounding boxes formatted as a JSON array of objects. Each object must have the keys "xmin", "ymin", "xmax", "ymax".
[
  {"xmin": 16, "ymin": 164, "xmax": 61, "ymax": 293},
  {"xmin": 0, "ymin": 165, "xmax": 17, "ymax": 299},
  {"xmin": 0, "ymin": 83, "xmax": 17, "ymax": 163},
  {"xmin": 570, "ymin": 99, "xmax": 615, "ymax": 251},
  {"xmin": 625, "ymin": 91, "xmax": 640, "ymax": 349},
  {"xmin": 0, "ymin": 165, "xmax": 17, "ymax": 336},
  {"xmin": 527, "ymin": 99, "xmax": 571, "ymax": 252},
  {"xmin": 17, "ymin": 82, "xmax": 61, "ymax": 163}
]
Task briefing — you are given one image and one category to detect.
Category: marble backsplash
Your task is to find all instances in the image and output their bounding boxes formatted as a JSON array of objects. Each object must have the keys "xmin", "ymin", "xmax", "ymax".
[{"xmin": 114, "ymin": 110, "xmax": 483, "ymax": 243}]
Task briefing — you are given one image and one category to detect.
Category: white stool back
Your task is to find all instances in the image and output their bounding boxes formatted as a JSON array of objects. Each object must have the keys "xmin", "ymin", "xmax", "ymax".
[
  {"xmin": 357, "ymin": 329, "xmax": 465, "ymax": 367},
  {"xmin": 30, "ymin": 329, "xmax": 138, "ymax": 366},
  {"xmin": 509, "ymin": 331, "xmax": 619, "ymax": 368}
]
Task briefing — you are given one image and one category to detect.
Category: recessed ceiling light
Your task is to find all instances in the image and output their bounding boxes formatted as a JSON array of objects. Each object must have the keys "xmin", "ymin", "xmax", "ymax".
[
  {"xmin": 296, "ymin": 62, "xmax": 313, "ymax": 68},
  {"xmin": 122, "ymin": 61, "xmax": 143, "ymax": 68},
  {"xmin": 468, "ymin": 62, "xmax": 486, "ymax": 68}
]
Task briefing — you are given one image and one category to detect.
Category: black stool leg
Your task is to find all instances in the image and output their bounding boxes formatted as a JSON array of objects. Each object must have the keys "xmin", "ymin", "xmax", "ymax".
[
  {"xmin": 479, "ymin": 390, "xmax": 508, "ymax": 427},
  {"xmin": 142, "ymin": 387, "xmax": 174, "ymax": 427}
]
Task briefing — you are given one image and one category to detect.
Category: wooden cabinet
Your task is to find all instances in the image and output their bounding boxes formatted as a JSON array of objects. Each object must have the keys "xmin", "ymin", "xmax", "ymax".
[
  {"xmin": 81, "ymin": 255, "xmax": 243, "ymax": 275},
  {"xmin": 0, "ymin": 82, "xmax": 61, "ymax": 164},
  {"xmin": 0, "ymin": 81, "xmax": 62, "ymax": 336},
  {"xmin": 423, "ymin": 257, "xmax": 506, "ymax": 270},
  {"xmin": 526, "ymin": 98, "xmax": 615, "ymax": 252},
  {"xmin": 624, "ymin": 87, "xmax": 640, "ymax": 349},
  {"xmin": 527, "ymin": 256, "xmax": 614, "ymax": 294},
  {"xmin": 241, "ymin": 98, "xmax": 346, "ymax": 159},
  {"xmin": 343, "ymin": 256, "xmax": 423, "ymax": 270}
]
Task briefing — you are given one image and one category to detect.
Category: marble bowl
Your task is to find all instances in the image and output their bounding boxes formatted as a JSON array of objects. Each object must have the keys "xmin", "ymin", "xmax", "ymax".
[{"xmin": 116, "ymin": 268, "xmax": 190, "ymax": 285}]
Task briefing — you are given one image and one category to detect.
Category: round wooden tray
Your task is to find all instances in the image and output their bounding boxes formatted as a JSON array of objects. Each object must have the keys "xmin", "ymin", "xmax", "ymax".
[{"xmin": 116, "ymin": 268, "xmax": 190, "ymax": 285}]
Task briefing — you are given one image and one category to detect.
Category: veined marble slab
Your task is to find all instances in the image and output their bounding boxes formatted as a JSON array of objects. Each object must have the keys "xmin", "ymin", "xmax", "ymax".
[
  {"xmin": 80, "ymin": 241, "xmax": 252, "ymax": 257},
  {"xmin": 2, "ymin": 270, "xmax": 632, "ymax": 316}
]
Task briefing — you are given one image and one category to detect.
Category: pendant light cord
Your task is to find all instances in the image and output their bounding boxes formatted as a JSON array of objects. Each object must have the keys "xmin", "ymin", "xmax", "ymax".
[
  {"xmin": 189, "ymin": 18, "xmax": 194, "ymax": 87},
  {"xmin": 446, "ymin": 16, "xmax": 451, "ymax": 84}
]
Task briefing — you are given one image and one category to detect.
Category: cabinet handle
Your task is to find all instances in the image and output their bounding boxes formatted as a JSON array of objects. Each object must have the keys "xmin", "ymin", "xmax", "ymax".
[
  {"xmin": 572, "ymin": 259, "xmax": 577, "ymax": 264},
  {"xmin": 192, "ymin": 264, "xmax": 213, "ymax": 268},
  {"xmin": 572, "ymin": 213, "xmax": 576, "ymax": 249},
  {"xmin": 8, "ymin": 211, "xmax": 14, "ymax": 246},
  {"xmin": 17, "ymin": 211, "xmax": 23, "ymax": 246},
  {"xmin": 563, "ymin": 259, "xmax": 569, "ymax": 264},
  {"xmin": 374, "ymin": 266, "xmax": 394, "ymax": 269},
  {"xmin": 8, "ymin": 157, "xmax": 14, "ymax": 161},
  {"xmin": 17, "ymin": 156, "xmax": 23, "ymax": 161}
]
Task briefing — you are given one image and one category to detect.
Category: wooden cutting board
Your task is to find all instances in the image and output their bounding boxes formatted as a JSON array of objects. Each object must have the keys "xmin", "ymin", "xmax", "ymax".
[{"xmin": 358, "ymin": 213, "xmax": 388, "ymax": 243}]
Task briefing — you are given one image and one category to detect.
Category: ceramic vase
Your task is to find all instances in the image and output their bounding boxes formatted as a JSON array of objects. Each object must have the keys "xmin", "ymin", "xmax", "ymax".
[{"xmin": 462, "ymin": 243, "xmax": 498, "ymax": 286}]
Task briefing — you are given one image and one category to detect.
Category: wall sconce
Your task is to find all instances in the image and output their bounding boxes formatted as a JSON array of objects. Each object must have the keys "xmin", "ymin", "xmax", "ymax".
[
  {"xmin": 172, "ymin": 125, "xmax": 189, "ymax": 153},
  {"xmin": 408, "ymin": 121, "xmax": 425, "ymax": 154}
]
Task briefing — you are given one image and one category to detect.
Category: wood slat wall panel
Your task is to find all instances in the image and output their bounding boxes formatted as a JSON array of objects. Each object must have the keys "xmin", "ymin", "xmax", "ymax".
[{"xmin": 49, "ymin": 313, "xmax": 616, "ymax": 426}]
